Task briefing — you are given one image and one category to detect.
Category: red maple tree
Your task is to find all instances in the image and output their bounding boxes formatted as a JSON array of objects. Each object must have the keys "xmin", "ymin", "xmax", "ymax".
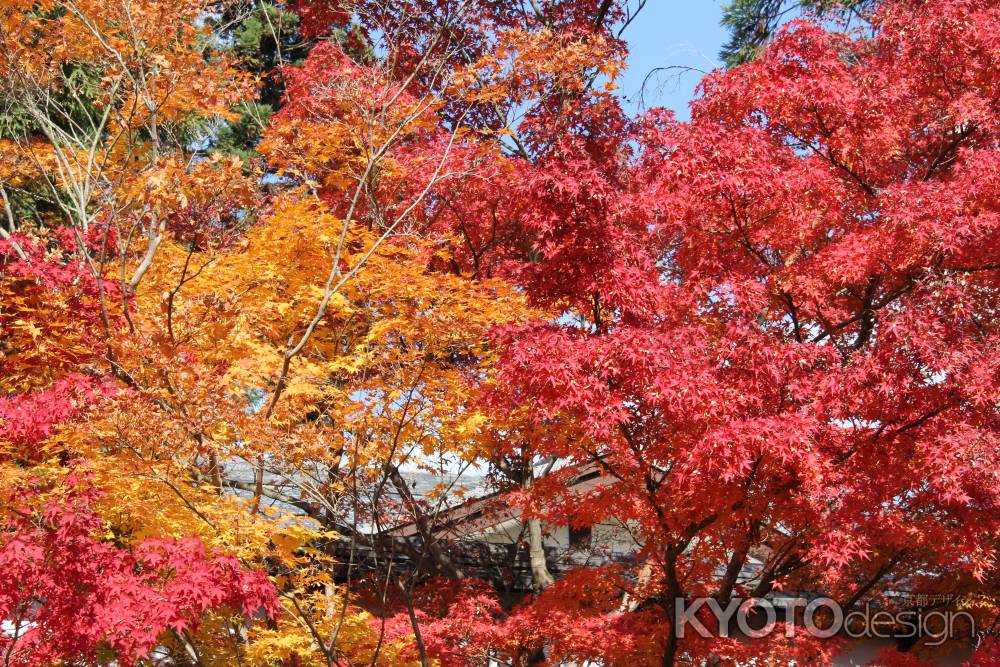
[
  {"xmin": 483, "ymin": 0, "xmax": 1000, "ymax": 664},
  {"xmin": 0, "ymin": 474, "xmax": 277, "ymax": 666}
]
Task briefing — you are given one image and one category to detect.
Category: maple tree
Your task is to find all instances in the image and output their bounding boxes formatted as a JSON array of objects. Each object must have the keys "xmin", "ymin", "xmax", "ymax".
[
  {"xmin": 1, "ymin": 0, "xmax": 998, "ymax": 665},
  {"xmin": 485, "ymin": 0, "xmax": 1000, "ymax": 665},
  {"xmin": 0, "ymin": 473, "xmax": 277, "ymax": 666}
]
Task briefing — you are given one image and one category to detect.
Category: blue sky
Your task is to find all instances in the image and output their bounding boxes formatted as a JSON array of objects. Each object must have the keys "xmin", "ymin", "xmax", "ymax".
[{"xmin": 617, "ymin": 1, "xmax": 729, "ymax": 119}]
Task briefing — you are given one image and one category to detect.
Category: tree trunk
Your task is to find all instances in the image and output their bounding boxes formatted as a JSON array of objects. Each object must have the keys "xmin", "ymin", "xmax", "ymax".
[
  {"xmin": 523, "ymin": 468, "xmax": 554, "ymax": 594},
  {"xmin": 527, "ymin": 516, "xmax": 555, "ymax": 593}
]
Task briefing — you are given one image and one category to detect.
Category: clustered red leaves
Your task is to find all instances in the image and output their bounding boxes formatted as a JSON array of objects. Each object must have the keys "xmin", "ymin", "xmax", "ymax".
[
  {"xmin": 0, "ymin": 375, "xmax": 113, "ymax": 452},
  {"xmin": 0, "ymin": 475, "xmax": 277, "ymax": 666}
]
